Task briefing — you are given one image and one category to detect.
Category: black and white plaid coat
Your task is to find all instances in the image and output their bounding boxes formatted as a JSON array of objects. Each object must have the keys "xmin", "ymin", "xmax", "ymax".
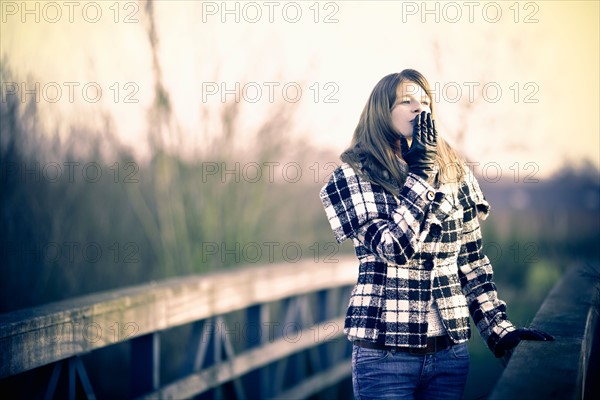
[{"xmin": 320, "ymin": 162, "xmax": 515, "ymax": 353}]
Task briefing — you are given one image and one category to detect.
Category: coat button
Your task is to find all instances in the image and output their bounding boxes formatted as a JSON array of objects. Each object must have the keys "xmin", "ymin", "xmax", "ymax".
[
  {"xmin": 423, "ymin": 259, "xmax": 434, "ymax": 269},
  {"xmin": 426, "ymin": 191, "xmax": 435, "ymax": 201}
]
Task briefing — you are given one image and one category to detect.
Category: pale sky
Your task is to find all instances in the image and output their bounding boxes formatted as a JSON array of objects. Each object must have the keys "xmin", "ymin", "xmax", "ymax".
[{"xmin": 2, "ymin": 0, "xmax": 599, "ymax": 178}]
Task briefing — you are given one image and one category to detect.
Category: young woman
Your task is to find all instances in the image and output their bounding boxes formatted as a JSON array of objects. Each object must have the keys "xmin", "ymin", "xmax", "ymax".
[{"xmin": 319, "ymin": 69, "xmax": 553, "ymax": 400}]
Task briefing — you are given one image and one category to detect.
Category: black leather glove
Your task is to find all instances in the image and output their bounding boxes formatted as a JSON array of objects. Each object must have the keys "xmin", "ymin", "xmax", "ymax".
[
  {"xmin": 495, "ymin": 328, "xmax": 555, "ymax": 358},
  {"xmin": 399, "ymin": 111, "xmax": 437, "ymax": 184}
]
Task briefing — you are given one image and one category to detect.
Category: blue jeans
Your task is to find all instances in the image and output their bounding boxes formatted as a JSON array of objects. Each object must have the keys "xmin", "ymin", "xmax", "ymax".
[{"xmin": 352, "ymin": 342, "xmax": 470, "ymax": 400}]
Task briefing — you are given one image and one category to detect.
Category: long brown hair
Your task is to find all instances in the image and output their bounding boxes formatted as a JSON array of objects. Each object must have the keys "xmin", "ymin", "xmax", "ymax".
[{"xmin": 341, "ymin": 69, "xmax": 465, "ymax": 195}]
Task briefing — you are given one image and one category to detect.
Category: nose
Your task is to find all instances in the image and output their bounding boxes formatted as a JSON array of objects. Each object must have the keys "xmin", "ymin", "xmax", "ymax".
[
  {"xmin": 413, "ymin": 101, "xmax": 430, "ymax": 114},
  {"xmin": 413, "ymin": 102, "xmax": 424, "ymax": 114}
]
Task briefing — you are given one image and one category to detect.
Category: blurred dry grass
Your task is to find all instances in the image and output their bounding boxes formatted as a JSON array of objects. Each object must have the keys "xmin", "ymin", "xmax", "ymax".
[{"xmin": 0, "ymin": 59, "xmax": 347, "ymax": 313}]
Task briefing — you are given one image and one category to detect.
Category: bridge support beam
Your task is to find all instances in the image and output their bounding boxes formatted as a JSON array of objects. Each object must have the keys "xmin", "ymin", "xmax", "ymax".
[{"xmin": 130, "ymin": 333, "xmax": 159, "ymax": 398}]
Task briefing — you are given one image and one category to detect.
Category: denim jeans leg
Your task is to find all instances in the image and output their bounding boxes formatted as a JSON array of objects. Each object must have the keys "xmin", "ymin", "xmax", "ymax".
[
  {"xmin": 352, "ymin": 345, "xmax": 421, "ymax": 400},
  {"xmin": 415, "ymin": 343, "xmax": 470, "ymax": 400}
]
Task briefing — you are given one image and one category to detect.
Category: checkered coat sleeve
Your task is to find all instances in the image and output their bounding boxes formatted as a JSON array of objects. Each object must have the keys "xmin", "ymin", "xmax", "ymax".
[
  {"xmin": 319, "ymin": 162, "xmax": 515, "ymax": 354},
  {"xmin": 457, "ymin": 170, "xmax": 516, "ymax": 352}
]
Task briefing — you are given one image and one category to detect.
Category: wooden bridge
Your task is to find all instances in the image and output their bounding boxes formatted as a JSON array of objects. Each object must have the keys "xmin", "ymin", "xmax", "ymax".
[
  {"xmin": 1, "ymin": 259, "xmax": 598, "ymax": 399},
  {"xmin": 0, "ymin": 258, "xmax": 357, "ymax": 399}
]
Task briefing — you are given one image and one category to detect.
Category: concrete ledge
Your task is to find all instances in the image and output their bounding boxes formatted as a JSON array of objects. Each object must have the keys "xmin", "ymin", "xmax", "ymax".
[{"xmin": 489, "ymin": 263, "xmax": 599, "ymax": 400}]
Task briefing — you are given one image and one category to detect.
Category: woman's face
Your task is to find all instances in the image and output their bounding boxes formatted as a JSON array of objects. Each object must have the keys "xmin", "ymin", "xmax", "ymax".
[{"xmin": 390, "ymin": 80, "xmax": 431, "ymax": 138}]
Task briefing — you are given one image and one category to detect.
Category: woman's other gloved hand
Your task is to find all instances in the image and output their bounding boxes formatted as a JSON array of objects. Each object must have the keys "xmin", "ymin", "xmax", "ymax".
[
  {"xmin": 399, "ymin": 111, "xmax": 438, "ymax": 185},
  {"xmin": 495, "ymin": 328, "xmax": 555, "ymax": 359}
]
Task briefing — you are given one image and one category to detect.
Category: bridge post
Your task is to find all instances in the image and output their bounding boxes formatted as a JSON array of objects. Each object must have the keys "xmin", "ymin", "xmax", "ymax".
[
  {"xmin": 130, "ymin": 333, "xmax": 159, "ymax": 398},
  {"xmin": 244, "ymin": 304, "xmax": 262, "ymax": 400},
  {"xmin": 317, "ymin": 289, "xmax": 330, "ymax": 371}
]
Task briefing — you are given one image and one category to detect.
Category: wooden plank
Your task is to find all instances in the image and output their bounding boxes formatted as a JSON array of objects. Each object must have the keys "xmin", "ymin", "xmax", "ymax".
[
  {"xmin": 0, "ymin": 258, "xmax": 357, "ymax": 378},
  {"xmin": 135, "ymin": 317, "xmax": 347, "ymax": 400}
]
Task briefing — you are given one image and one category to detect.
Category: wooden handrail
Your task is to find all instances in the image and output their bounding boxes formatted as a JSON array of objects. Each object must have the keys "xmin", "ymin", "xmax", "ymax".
[
  {"xmin": 489, "ymin": 263, "xmax": 599, "ymax": 400},
  {"xmin": 0, "ymin": 257, "xmax": 358, "ymax": 378}
]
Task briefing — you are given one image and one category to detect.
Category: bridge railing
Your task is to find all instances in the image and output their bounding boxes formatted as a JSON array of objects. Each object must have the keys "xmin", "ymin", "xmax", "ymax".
[
  {"xmin": 0, "ymin": 257, "xmax": 359, "ymax": 399},
  {"xmin": 489, "ymin": 262, "xmax": 599, "ymax": 400}
]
